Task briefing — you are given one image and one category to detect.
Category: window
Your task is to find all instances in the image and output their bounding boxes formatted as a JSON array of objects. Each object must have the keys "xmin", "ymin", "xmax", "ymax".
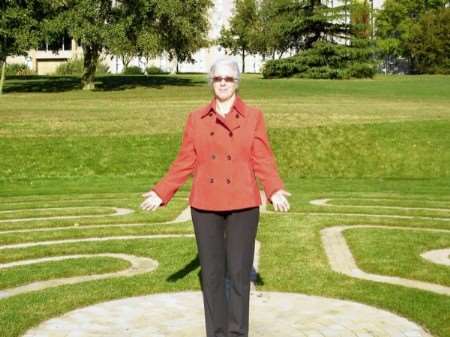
[{"xmin": 38, "ymin": 31, "xmax": 72, "ymax": 52}]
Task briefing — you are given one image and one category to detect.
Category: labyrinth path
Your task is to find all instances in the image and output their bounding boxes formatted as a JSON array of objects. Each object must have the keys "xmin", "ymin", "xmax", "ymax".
[{"xmin": 1, "ymin": 192, "xmax": 448, "ymax": 337}]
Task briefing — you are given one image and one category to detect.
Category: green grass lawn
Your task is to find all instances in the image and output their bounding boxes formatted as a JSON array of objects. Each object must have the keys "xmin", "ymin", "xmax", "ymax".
[{"xmin": 0, "ymin": 74, "xmax": 449, "ymax": 337}]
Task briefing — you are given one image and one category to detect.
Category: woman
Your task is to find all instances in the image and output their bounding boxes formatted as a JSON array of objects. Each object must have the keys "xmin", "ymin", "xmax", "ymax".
[{"xmin": 140, "ymin": 58, "xmax": 291, "ymax": 337}]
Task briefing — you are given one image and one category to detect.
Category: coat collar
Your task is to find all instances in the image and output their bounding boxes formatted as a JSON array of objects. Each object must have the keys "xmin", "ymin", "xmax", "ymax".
[{"xmin": 201, "ymin": 94, "xmax": 247, "ymax": 118}]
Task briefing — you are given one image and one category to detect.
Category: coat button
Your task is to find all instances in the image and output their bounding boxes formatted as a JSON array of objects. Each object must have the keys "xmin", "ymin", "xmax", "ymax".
[
  {"xmin": 226, "ymin": 178, "xmax": 231, "ymax": 184},
  {"xmin": 210, "ymin": 177, "xmax": 214, "ymax": 183},
  {"xmin": 227, "ymin": 154, "xmax": 231, "ymax": 160},
  {"xmin": 235, "ymin": 114, "xmax": 239, "ymax": 118},
  {"xmin": 210, "ymin": 131, "xmax": 214, "ymax": 136},
  {"xmin": 209, "ymin": 112, "xmax": 213, "ymax": 117},
  {"xmin": 211, "ymin": 154, "xmax": 216, "ymax": 160},
  {"xmin": 228, "ymin": 131, "xmax": 233, "ymax": 137}
]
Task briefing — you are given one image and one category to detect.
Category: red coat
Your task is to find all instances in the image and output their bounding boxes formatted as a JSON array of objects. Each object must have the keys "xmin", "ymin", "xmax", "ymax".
[{"xmin": 149, "ymin": 94, "xmax": 285, "ymax": 211}]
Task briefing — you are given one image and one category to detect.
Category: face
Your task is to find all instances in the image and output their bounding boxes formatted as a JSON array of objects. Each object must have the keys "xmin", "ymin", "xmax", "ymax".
[{"xmin": 211, "ymin": 65, "xmax": 238, "ymax": 101}]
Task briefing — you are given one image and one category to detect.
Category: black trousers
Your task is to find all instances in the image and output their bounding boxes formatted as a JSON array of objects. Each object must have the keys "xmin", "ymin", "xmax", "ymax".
[{"xmin": 191, "ymin": 206, "xmax": 260, "ymax": 337}]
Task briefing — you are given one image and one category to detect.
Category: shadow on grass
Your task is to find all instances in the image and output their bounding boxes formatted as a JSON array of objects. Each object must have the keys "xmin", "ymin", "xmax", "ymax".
[
  {"xmin": 3, "ymin": 74, "xmax": 202, "ymax": 93},
  {"xmin": 166, "ymin": 253, "xmax": 265, "ymax": 287}
]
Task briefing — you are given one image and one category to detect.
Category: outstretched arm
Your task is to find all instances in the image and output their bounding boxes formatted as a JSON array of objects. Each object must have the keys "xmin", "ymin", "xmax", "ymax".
[
  {"xmin": 144, "ymin": 111, "xmax": 197, "ymax": 208},
  {"xmin": 250, "ymin": 109, "xmax": 291, "ymax": 211}
]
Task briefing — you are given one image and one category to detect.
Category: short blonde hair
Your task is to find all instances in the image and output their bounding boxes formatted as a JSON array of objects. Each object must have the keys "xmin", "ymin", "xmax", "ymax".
[{"xmin": 207, "ymin": 58, "xmax": 241, "ymax": 88}]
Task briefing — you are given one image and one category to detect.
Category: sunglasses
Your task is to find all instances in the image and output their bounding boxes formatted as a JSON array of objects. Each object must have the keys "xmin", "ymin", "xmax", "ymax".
[{"xmin": 212, "ymin": 76, "xmax": 236, "ymax": 83}]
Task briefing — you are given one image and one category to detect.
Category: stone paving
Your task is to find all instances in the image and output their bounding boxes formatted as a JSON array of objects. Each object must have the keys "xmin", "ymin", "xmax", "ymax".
[
  {"xmin": 0, "ymin": 193, "xmax": 447, "ymax": 336},
  {"xmin": 22, "ymin": 291, "xmax": 434, "ymax": 337},
  {"xmin": 421, "ymin": 248, "xmax": 450, "ymax": 267}
]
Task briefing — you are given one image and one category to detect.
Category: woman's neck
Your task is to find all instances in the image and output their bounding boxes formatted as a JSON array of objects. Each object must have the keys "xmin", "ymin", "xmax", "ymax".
[{"xmin": 215, "ymin": 93, "xmax": 236, "ymax": 117}]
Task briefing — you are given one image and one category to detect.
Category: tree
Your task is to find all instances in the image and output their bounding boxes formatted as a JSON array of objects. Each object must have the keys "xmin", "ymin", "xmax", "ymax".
[
  {"xmin": 107, "ymin": 0, "xmax": 161, "ymax": 71},
  {"xmin": 406, "ymin": 7, "xmax": 450, "ymax": 74},
  {"xmin": 0, "ymin": 0, "xmax": 43, "ymax": 95},
  {"xmin": 45, "ymin": 0, "xmax": 211, "ymax": 88},
  {"xmin": 44, "ymin": 0, "xmax": 113, "ymax": 90},
  {"xmin": 351, "ymin": 0, "xmax": 370, "ymax": 39},
  {"xmin": 259, "ymin": 0, "xmax": 379, "ymax": 79},
  {"xmin": 292, "ymin": 0, "xmax": 351, "ymax": 49},
  {"xmin": 155, "ymin": 0, "xmax": 212, "ymax": 73},
  {"xmin": 250, "ymin": 0, "xmax": 352, "ymax": 60},
  {"xmin": 375, "ymin": 0, "xmax": 450, "ymax": 72},
  {"xmin": 376, "ymin": 37, "xmax": 401, "ymax": 74},
  {"xmin": 218, "ymin": 0, "xmax": 259, "ymax": 73}
]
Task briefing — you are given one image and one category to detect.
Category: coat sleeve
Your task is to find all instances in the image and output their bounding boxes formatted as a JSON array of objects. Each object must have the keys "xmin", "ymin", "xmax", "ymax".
[
  {"xmin": 250, "ymin": 109, "xmax": 285, "ymax": 202},
  {"xmin": 149, "ymin": 111, "xmax": 196, "ymax": 206}
]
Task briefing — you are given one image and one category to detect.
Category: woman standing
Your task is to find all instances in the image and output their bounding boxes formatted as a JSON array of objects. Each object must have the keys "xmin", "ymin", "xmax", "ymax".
[{"xmin": 141, "ymin": 58, "xmax": 291, "ymax": 337}]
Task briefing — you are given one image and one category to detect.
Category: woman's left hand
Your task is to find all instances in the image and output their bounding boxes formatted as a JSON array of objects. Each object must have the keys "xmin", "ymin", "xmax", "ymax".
[{"xmin": 269, "ymin": 189, "xmax": 291, "ymax": 212}]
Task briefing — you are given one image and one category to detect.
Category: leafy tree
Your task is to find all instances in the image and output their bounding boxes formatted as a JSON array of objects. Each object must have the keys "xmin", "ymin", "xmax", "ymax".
[
  {"xmin": 45, "ymin": 0, "xmax": 211, "ymax": 88},
  {"xmin": 217, "ymin": 0, "xmax": 259, "ymax": 72},
  {"xmin": 375, "ymin": 0, "xmax": 449, "ymax": 72},
  {"xmin": 107, "ymin": 1, "xmax": 160, "ymax": 70},
  {"xmin": 0, "ymin": 0, "xmax": 43, "ymax": 95},
  {"xmin": 155, "ymin": 0, "xmax": 212, "ymax": 73},
  {"xmin": 45, "ymin": 0, "xmax": 113, "ymax": 90},
  {"xmin": 406, "ymin": 7, "xmax": 450, "ymax": 74},
  {"xmin": 375, "ymin": 37, "xmax": 401, "ymax": 74}
]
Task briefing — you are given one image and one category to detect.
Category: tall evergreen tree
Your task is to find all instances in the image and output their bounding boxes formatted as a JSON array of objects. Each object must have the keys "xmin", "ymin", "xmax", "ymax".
[
  {"xmin": 260, "ymin": 0, "xmax": 378, "ymax": 79},
  {"xmin": 255, "ymin": 0, "xmax": 352, "ymax": 56}
]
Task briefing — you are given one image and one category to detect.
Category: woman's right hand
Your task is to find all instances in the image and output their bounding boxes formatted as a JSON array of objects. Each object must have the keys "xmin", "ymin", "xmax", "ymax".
[
  {"xmin": 269, "ymin": 189, "xmax": 291, "ymax": 212},
  {"xmin": 140, "ymin": 191, "xmax": 163, "ymax": 212}
]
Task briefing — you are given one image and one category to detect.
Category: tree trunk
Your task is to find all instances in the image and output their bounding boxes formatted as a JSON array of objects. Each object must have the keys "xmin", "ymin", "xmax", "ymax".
[
  {"xmin": 0, "ymin": 58, "xmax": 6, "ymax": 96},
  {"xmin": 81, "ymin": 43, "xmax": 100, "ymax": 90},
  {"xmin": 122, "ymin": 54, "xmax": 131, "ymax": 69},
  {"xmin": 241, "ymin": 49, "xmax": 245, "ymax": 73},
  {"xmin": 170, "ymin": 55, "xmax": 177, "ymax": 74}
]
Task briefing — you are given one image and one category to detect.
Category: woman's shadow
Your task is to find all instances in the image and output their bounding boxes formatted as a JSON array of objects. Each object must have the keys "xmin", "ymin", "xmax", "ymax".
[{"xmin": 166, "ymin": 253, "xmax": 264, "ymax": 290}]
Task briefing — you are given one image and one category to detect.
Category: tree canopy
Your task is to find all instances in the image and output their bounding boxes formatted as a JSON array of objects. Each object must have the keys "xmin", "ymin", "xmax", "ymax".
[
  {"xmin": 0, "ymin": 0, "xmax": 47, "ymax": 94},
  {"xmin": 2, "ymin": 0, "xmax": 212, "ymax": 91}
]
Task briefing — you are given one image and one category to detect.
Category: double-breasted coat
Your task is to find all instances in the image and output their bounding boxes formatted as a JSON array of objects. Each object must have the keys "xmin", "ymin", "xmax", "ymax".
[{"xmin": 149, "ymin": 94, "xmax": 285, "ymax": 211}]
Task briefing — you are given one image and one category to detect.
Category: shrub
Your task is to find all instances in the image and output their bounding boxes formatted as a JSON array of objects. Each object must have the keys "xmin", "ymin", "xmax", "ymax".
[
  {"xmin": 54, "ymin": 58, "xmax": 110, "ymax": 75},
  {"xmin": 145, "ymin": 65, "xmax": 165, "ymax": 74},
  {"xmin": 302, "ymin": 66, "xmax": 342, "ymax": 79},
  {"xmin": 344, "ymin": 63, "xmax": 377, "ymax": 78},
  {"xmin": 5, "ymin": 64, "xmax": 35, "ymax": 76},
  {"xmin": 96, "ymin": 62, "xmax": 110, "ymax": 75},
  {"xmin": 122, "ymin": 66, "xmax": 144, "ymax": 75},
  {"xmin": 262, "ymin": 38, "xmax": 378, "ymax": 79},
  {"xmin": 54, "ymin": 58, "xmax": 83, "ymax": 75}
]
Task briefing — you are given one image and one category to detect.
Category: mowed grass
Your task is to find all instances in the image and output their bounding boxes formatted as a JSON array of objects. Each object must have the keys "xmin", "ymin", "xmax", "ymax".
[
  {"xmin": 0, "ymin": 74, "xmax": 450, "ymax": 337},
  {"xmin": 344, "ymin": 227, "xmax": 450, "ymax": 287},
  {"xmin": 1, "ymin": 74, "xmax": 450, "ymax": 181}
]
